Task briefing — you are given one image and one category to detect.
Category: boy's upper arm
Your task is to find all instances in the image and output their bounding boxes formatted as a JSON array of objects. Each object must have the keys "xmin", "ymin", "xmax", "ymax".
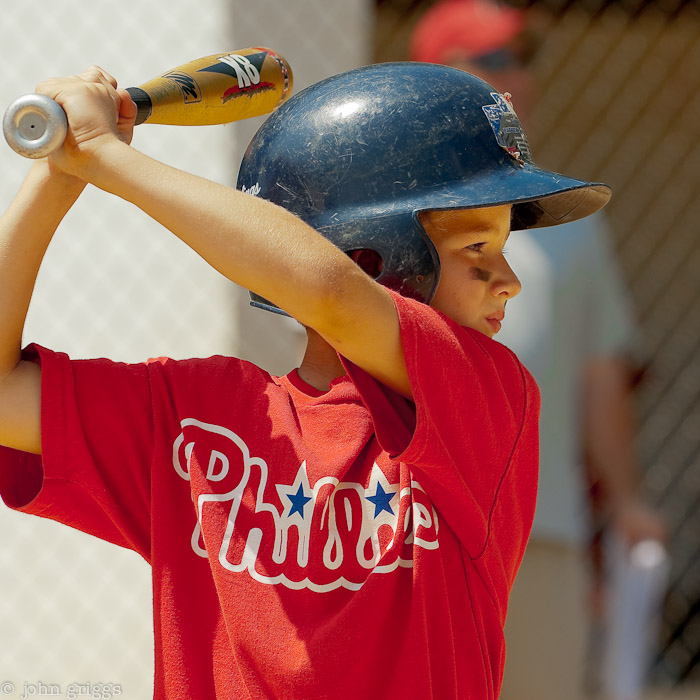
[
  {"xmin": 317, "ymin": 274, "xmax": 412, "ymax": 398},
  {"xmin": 0, "ymin": 359, "xmax": 42, "ymax": 455}
]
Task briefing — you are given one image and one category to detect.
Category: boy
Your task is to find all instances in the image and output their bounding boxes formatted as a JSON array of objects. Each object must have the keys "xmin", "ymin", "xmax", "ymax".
[{"xmin": 0, "ymin": 62, "xmax": 609, "ymax": 698}]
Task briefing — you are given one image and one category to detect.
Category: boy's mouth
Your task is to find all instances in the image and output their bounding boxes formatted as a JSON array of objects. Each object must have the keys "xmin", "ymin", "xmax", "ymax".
[{"xmin": 485, "ymin": 310, "xmax": 505, "ymax": 334}]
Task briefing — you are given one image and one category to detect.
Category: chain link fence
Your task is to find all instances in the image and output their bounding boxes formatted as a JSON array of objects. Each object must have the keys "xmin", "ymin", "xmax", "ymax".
[
  {"xmin": 520, "ymin": 3, "xmax": 700, "ymax": 687},
  {"xmin": 376, "ymin": 0, "xmax": 700, "ymax": 689},
  {"xmin": 0, "ymin": 1, "xmax": 371, "ymax": 697}
]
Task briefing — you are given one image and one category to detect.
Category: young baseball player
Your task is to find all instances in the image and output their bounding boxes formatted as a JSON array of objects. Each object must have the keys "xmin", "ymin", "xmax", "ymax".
[{"xmin": 0, "ymin": 62, "xmax": 609, "ymax": 699}]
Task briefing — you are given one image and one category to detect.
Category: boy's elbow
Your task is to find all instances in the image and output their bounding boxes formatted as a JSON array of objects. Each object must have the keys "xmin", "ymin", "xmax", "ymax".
[
  {"xmin": 0, "ymin": 360, "xmax": 42, "ymax": 455},
  {"xmin": 0, "ymin": 348, "xmax": 23, "ymax": 378},
  {"xmin": 301, "ymin": 264, "xmax": 371, "ymax": 339}
]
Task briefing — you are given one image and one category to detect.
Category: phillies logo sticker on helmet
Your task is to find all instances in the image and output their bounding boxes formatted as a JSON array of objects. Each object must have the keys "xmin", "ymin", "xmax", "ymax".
[{"xmin": 482, "ymin": 92, "xmax": 533, "ymax": 165}]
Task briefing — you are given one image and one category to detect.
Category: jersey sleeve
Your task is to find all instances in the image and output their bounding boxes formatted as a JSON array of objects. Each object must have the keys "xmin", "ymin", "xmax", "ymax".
[
  {"xmin": 342, "ymin": 291, "xmax": 540, "ymax": 561},
  {"xmin": 0, "ymin": 344, "xmax": 155, "ymax": 560}
]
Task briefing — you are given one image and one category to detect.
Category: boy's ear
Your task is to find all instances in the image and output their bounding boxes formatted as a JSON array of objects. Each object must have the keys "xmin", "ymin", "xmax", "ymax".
[{"xmin": 348, "ymin": 249, "xmax": 384, "ymax": 280}]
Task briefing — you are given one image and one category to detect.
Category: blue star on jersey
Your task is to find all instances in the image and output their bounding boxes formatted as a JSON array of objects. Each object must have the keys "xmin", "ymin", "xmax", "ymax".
[
  {"xmin": 287, "ymin": 483, "xmax": 312, "ymax": 518},
  {"xmin": 366, "ymin": 483, "xmax": 396, "ymax": 518},
  {"xmin": 276, "ymin": 462, "xmax": 314, "ymax": 523}
]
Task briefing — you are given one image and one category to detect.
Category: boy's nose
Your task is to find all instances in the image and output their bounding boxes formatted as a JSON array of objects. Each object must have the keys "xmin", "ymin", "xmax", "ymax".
[{"xmin": 491, "ymin": 259, "xmax": 521, "ymax": 299}]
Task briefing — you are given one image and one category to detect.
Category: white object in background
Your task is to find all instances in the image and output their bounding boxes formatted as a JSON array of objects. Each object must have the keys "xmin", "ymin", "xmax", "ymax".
[{"xmin": 601, "ymin": 535, "xmax": 671, "ymax": 700}]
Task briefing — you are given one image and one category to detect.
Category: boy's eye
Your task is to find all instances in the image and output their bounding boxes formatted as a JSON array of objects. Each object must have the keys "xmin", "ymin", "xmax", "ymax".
[{"xmin": 466, "ymin": 242, "xmax": 486, "ymax": 253}]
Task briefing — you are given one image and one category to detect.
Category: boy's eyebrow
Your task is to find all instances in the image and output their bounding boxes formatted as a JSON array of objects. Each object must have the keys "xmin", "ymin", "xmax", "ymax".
[
  {"xmin": 445, "ymin": 223, "xmax": 503, "ymax": 238},
  {"xmin": 421, "ymin": 207, "xmax": 512, "ymax": 239},
  {"xmin": 463, "ymin": 224, "xmax": 501, "ymax": 235}
]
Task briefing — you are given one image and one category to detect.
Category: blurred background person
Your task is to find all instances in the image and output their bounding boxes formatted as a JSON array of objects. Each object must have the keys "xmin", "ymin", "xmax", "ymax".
[{"xmin": 409, "ymin": 1, "xmax": 667, "ymax": 698}]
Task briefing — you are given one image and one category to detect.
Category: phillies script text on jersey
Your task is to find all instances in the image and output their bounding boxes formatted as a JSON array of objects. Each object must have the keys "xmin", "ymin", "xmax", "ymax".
[{"xmin": 172, "ymin": 418, "xmax": 440, "ymax": 593}]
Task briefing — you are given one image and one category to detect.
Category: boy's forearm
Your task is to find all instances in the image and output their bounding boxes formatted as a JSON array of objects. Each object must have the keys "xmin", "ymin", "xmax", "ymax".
[
  {"xmin": 73, "ymin": 139, "xmax": 409, "ymax": 396},
  {"xmin": 0, "ymin": 162, "xmax": 85, "ymax": 372},
  {"xmin": 81, "ymin": 140, "xmax": 359, "ymax": 329}
]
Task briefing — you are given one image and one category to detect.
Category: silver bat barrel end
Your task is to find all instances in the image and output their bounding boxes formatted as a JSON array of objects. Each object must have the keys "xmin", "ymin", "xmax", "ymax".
[{"xmin": 3, "ymin": 94, "xmax": 68, "ymax": 159}]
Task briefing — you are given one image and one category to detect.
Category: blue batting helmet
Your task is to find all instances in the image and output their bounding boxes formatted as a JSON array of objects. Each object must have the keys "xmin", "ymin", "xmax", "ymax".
[{"xmin": 237, "ymin": 61, "xmax": 610, "ymax": 313}]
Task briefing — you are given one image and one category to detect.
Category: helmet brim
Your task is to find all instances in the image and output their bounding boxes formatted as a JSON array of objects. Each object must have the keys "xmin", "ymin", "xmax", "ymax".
[
  {"xmin": 495, "ymin": 166, "xmax": 611, "ymax": 230},
  {"xmin": 308, "ymin": 164, "xmax": 611, "ymax": 232}
]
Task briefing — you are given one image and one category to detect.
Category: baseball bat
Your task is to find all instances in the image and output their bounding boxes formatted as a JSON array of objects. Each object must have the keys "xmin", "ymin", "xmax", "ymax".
[{"xmin": 3, "ymin": 47, "xmax": 293, "ymax": 159}]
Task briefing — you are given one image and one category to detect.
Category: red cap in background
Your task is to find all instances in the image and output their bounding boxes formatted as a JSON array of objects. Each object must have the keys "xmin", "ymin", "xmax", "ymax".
[{"xmin": 409, "ymin": 0, "xmax": 525, "ymax": 64}]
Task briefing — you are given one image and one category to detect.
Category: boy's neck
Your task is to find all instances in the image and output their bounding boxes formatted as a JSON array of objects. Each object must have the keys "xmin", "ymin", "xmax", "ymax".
[{"xmin": 298, "ymin": 328, "xmax": 346, "ymax": 392}]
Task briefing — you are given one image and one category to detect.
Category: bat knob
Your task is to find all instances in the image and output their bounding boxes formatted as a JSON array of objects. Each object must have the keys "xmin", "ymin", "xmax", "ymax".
[{"xmin": 3, "ymin": 93, "xmax": 68, "ymax": 159}]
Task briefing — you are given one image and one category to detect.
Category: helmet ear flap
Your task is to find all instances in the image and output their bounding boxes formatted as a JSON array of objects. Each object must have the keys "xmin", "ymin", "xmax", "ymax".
[
  {"xmin": 347, "ymin": 249, "xmax": 384, "ymax": 279},
  {"xmin": 318, "ymin": 213, "xmax": 441, "ymax": 306},
  {"xmin": 411, "ymin": 211, "xmax": 442, "ymax": 303}
]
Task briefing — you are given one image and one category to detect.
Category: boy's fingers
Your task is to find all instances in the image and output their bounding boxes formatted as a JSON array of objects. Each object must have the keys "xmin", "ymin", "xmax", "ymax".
[
  {"xmin": 34, "ymin": 77, "xmax": 66, "ymax": 99},
  {"xmin": 80, "ymin": 65, "xmax": 118, "ymax": 89},
  {"xmin": 116, "ymin": 88, "xmax": 137, "ymax": 120},
  {"xmin": 78, "ymin": 67, "xmax": 121, "ymax": 112},
  {"xmin": 34, "ymin": 72, "xmax": 117, "ymax": 108},
  {"xmin": 116, "ymin": 88, "xmax": 137, "ymax": 144}
]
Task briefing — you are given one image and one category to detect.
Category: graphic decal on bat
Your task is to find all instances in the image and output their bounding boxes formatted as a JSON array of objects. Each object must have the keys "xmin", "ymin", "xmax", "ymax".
[
  {"xmin": 199, "ymin": 51, "xmax": 276, "ymax": 103},
  {"xmin": 482, "ymin": 92, "xmax": 533, "ymax": 165},
  {"xmin": 162, "ymin": 70, "xmax": 202, "ymax": 104},
  {"xmin": 263, "ymin": 48, "xmax": 291, "ymax": 95}
]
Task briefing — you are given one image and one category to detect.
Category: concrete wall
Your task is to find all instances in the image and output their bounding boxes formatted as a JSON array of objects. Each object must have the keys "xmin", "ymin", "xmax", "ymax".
[{"xmin": 0, "ymin": 1, "xmax": 371, "ymax": 696}]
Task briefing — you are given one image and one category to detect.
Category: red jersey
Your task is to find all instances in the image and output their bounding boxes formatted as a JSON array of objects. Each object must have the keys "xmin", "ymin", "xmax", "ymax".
[{"xmin": 0, "ymin": 292, "xmax": 539, "ymax": 699}]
